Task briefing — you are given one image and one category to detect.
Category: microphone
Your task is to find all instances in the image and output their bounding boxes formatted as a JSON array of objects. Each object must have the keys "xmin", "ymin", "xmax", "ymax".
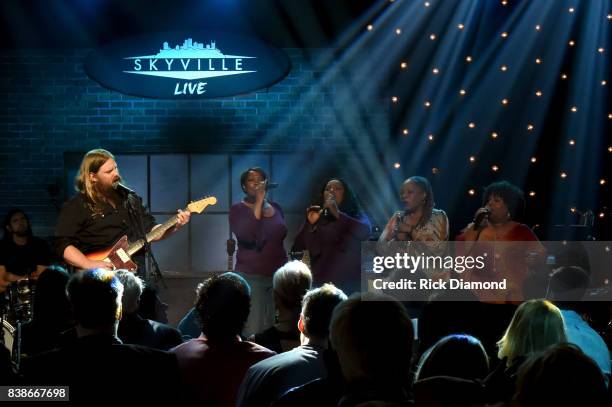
[
  {"xmin": 473, "ymin": 208, "xmax": 491, "ymax": 229},
  {"xmin": 113, "ymin": 182, "xmax": 136, "ymax": 195}
]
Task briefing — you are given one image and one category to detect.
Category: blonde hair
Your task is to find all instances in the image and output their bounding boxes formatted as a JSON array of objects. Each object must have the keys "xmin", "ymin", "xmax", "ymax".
[
  {"xmin": 75, "ymin": 149, "xmax": 120, "ymax": 210},
  {"xmin": 272, "ymin": 260, "xmax": 313, "ymax": 311},
  {"xmin": 497, "ymin": 299, "xmax": 566, "ymax": 365}
]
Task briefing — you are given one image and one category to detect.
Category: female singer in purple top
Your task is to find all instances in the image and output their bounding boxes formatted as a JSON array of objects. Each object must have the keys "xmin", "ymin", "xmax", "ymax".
[
  {"xmin": 229, "ymin": 167, "xmax": 288, "ymax": 335},
  {"xmin": 293, "ymin": 178, "xmax": 371, "ymax": 294}
]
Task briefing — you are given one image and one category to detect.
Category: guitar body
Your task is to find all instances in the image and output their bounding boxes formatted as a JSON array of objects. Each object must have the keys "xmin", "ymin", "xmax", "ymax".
[{"xmin": 86, "ymin": 235, "xmax": 138, "ymax": 272}]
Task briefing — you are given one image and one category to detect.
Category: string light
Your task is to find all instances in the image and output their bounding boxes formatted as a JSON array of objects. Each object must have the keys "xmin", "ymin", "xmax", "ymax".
[
  {"xmin": 608, "ymin": 14, "xmax": 612, "ymax": 20},
  {"xmin": 491, "ymin": 165, "xmax": 500, "ymax": 172},
  {"xmin": 535, "ymin": 58, "xmax": 542, "ymax": 64},
  {"xmin": 501, "ymin": 0, "xmax": 508, "ymax": 5},
  {"xmin": 424, "ymin": 100, "xmax": 431, "ymax": 108},
  {"xmin": 601, "ymin": 179, "xmax": 607, "ymax": 185},
  {"xmin": 428, "ymin": 134, "xmax": 435, "ymax": 141},
  {"xmin": 608, "ymin": 113, "xmax": 612, "ymax": 119},
  {"xmin": 599, "ymin": 212, "xmax": 605, "ymax": 218},
  {"xmin": 598, "ymin": 47, "xmax": 605, "ymax": 53},
  {"xmin": 395, "ymin": 28, "xmax": 402, "ymax": 35},
  {"xmin": 561, "ymin": 73, "xmax": 568, "ymax": 80},
  {"xmin": 367, "ymin": 24, "xmax": 373, "ymax": 31},
  {"xmin": 531, "ymin": 157, "xmax": 537, "ymax": 163},
  {"xmin": 570, "ymin": 106, "xmax": 578, "ymax": 112},
  {"xmin": 468, "ymin": 122, "xmax": 476, "ymax": 129},
  {"xmin": 527, "ymin": 124, "xmax": 534, "ymax": 131},
  {"xmin": 570, "ymin": 207, "xmax": 577, "ymax": 213},
  {"xmin": 457, "ymin": 23, "xmax": 465, "ymax": 30},
  {"xmin": 535, "ymin": 25, "xmax": 541, "ymax": 31},
  {"xmin": 535, "ymin": 90, "xmax": 542, "ymax": 97},
  {"xmin": 602, "ymin": 80, "xmax": 607, "ymax": 86},
  {"xmin": 432, "ymin": 67, "xmax": 439, "ymax": 74},
  {"xmin": 529, "ymin": 191, "xmax": 536, "ymax": 197},
  {"xmin": 501, "ymin": 32, "xmax": 508, "ymax": 38},
  {"xmin": 465, "ymin": 55, "xmax": 473, "ymax": 62},
  {"xmin": 568, "ymin": 40, "xmax": 575, "ymax": 46},
  {"xmin": 560, "ymin": 172, "xmax": 568, "ymax": 179},
  {"xmin": 469, "ymin": 156, "xmax": 476, "ymax": 163},
  {"xmin": 429, "ymin": 34, "xmax": 437, "ymax": 40},
  {"xmin": 568, "ymin": 7, "xmax": 575, "ymax": 13},
  {"xmin": 501, "ymin": 98, "xmax": 509, "ymax": 105},
  {"xmin": 459, "ymin": 89, "xmax": 467, "ymax": 96},
  {"xmin": 400, "ymin": 62, "xmax": 408, "ymax": 69},
  {"xmin": 432, "ymin": 167, "xmax": 440, "ymax": 174},
  {"xmin": 402, "ymin": 128, "xmax": 409, "ymax": 135},
  {"xmin": 491, "ymin": 132, "xmax": 499, "ymax": 139},
  {"xmin": 501, "ymin": 65, "xmax": 508, "ymax": 71},
  {"xmin": 393, "ymin": 162, "xmax": 401, "ymax": 169},
  {"xmin": 424, "ymin": 1, "xmax": 431, "ymax": 7},
  {"xmin": 569, "ymin": 139, "xmax": 576, "ymax": 146},
  {"xmin": 468, "ymin": 189, "xmax": 476, "ymax": 196},
  {"xmin": 391, "ymin": 96, "xmax": 398, "ymax": 103},
  {"xmin": 608, "ymin": 146, "xmax": 612, "ymax": 152}
]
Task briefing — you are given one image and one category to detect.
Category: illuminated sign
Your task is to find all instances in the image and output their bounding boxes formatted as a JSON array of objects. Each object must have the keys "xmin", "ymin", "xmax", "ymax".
[{"xmin": 85, "ymin": 31, "xmax": 291, "ymax": 99}]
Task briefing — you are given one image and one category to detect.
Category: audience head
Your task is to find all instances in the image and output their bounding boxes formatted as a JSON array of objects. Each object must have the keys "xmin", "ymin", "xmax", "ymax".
[
  {"xmin": 497, "ymin": 299, "xmax": 566, "ymax": 365},
  {"xmin": 272, "ymin": 260, "xmax": 312, "ymax": 314},
  {"xmin": 514, "ymin": 343, "xmax": 607, "ymax": 407},
  {"xmin": 33, "ymin": 266, "xmax": 72, "ymax": 325},
  {"xmin": 66, "ymin": 269, "xmax": 123, "ymax": 330},
  {"xmin": 114, "ymin": 270, "xmax": 144, "ymax": 315},
  {"xmin": 195, "ymin": 272, "xmax": 251, "ymax": 341},
  {"xmin": 483, "ymin": 180, "xmax": 525, "ymax": 221},
  {"xmin": 548, "ymin": 266, "xmax": 590, "ymax": 303},
  {"xmin": 415, "ymin": 334, "xmax": 489, "ymax": 381},
  {"xmin": 299, "ymin": 283, "xmax": 347, "ymax": 341},
  {"xmin": 330, "ymin": 292, "xmax": 414, "ymax": 387},
  {"xmin": 3, "ymin": 208, "xmax": 32, "ymax": 241}
]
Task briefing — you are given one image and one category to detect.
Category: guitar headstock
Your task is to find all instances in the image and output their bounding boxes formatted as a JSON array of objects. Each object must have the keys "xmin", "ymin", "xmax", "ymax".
[{"xmin": 187, "ymin": 196, "xmax": 218, "ymax": 214}]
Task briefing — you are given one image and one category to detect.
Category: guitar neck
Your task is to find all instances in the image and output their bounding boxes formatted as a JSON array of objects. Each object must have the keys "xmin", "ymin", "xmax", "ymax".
[{"xmin": 127, "ymin": 211, "xmax": 183, "ymax": 256}]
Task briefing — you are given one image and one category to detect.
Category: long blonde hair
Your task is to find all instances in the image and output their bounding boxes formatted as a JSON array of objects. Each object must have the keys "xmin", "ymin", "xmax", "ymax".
[
  {"xmin": 75, "ymin": 149, "xmax": 121, "ymax": 211},
  {"xmin": 497, "ymin": 299, "xmax": 566, "ymax": 365}
]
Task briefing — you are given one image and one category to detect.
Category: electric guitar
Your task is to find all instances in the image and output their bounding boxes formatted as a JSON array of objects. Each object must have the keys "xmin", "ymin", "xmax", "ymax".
[{"xmin": 85, "ymin": 196, "xmax": 217, "ymax": 272}]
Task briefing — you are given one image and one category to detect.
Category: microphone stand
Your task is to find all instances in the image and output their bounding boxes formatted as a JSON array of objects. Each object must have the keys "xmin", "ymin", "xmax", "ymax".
[{"xmin": 125, "ymin": 193, "xmax": 166, "ymax": 288}]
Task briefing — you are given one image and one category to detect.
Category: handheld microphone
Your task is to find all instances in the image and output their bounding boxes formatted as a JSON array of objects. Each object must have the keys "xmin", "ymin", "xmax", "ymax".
[
  {"xmin": 113, "ymin": 182, "xmax": 136, "ymax": 195},
  {"xmin": 473, "ymin": 208, "xmax": 491, "ymax": 228}
]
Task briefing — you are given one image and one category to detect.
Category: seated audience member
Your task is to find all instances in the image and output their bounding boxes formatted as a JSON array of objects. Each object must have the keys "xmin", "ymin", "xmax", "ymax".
[
  {"xmin": 413, "ymin": 334, "xmax": 489, "ymax": 407},
  {"xmin": 115, "ymin": 270, "xmax": 182, "ymax": 351},
  {"xmin": 277, "ymin": 293, "xmax": 415, "ymax": 406},
  {"xmin": 513, "ymin": 343, "xmax": 608, "ymax": 407},
  {"xmin": 237, "ymin": 283, "xmax": 347, "ymax": 407},
  {"xmin": 19, "ymin": 266, "xmax": 74, "ymax": 356},
  {"xmin": 548, "ymin": 265, "xmax": 611, "ymax": 383},
  {"xmin": 20, "ymin": 269, "xmax": 180, "ymax": 403},
  {"xmin": 177, "ymin": 307, "xmax": 200, "ymax": 340},
  {"xmin": 415, "ymin": 334, "xmax": 489, "ymax": 381},
  {"xmin": 250, "ymin": 260, "xmax": 313, "ymax": 353},
  {"xmin": 170, "ymin": 272, "xmax": 276, "ymax": 406},
  {"xmin": 484, "ymin": 299, "xmax": 567, "ymax": 404}
]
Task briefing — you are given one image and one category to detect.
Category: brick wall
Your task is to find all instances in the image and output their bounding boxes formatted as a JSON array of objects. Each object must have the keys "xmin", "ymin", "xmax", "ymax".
[{"xmin": 0, "ymin": 48, "xmax": 387, "ymax": 236}]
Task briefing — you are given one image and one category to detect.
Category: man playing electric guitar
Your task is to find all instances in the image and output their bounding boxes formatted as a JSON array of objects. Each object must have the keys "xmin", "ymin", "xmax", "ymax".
[{"xmin": 54, "ymin": 149, "xmax": 191, "ymax": 273}]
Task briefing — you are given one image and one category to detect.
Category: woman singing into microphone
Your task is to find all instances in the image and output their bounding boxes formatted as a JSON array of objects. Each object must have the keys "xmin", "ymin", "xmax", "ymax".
[
  {"xmin": 229, "ymin": 167, "xmax": 288, "ymax": 335},
  {"xmin": 292, "ymin": 178, "xmax": 371, "ymax": 294}
]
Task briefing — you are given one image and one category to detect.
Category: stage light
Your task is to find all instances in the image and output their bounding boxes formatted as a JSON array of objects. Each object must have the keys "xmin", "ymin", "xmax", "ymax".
[
  {"xmin": 535, "ymin": 25, "xmax": 541, "ymax": 31},
  {"xmin": 608, "ymin": 113, "xmax": 612, "ymax": 119},
  {"xmin": 457, "ymin": 23, "xmax": 465, "ymax": 30},
  {"xmin": 569, "ymin": 139, "xmax": 576, "ymax": 145},
  {"xmin": 501, "ymin": 98, "xmax": 509, "ymax": 105},
  {"xmin": 424, "ymin": 2, "xmax": 431, "ymax": 7},
  {"xmin": 431, "ymin": 167, "xmax": 439, "ymax": 174},
  {"xmin": 402, "ymin": 128, "xmax": 409, "ymax": 135},
  {"xmin": 432, "ymin": 67, "xmax": 439, "ymax": 74},
  {"xmin": 535, "ymin": 58, "xmax": 542, "ymax": 64},
  {"xmin": 568, "ymin": 40, "xmax": 575, "ymax": 46},
  {"xmin": 600, "ymin": 212, "xmax": 605, "ymax": 218},
  {"xmin": 609, "ymin": 146, "xmax": 612, "ymax": 152},
  {"xmin": 527, "ymin": 124, "xmax": 534, "ymax": 131},
  {"xmin": 367, "ymin": 24, "xmax": 373, "ymax": 31},
  {"xmin": 424, "ymin": 100, "xmax": 431, "ymax": 107},
  {"xmin": 560, "ymin": 172, "xmax": 568, "ymax": 179},
  {"xmin": 608, "ymin": 14, "xmax": 612, "ymax": 20},
  {"xmin": 468, "ymin": 122, "xmax": 476, "ymax": 129},
  {"xmin": 491, "ymin": 132, "xmax": 499, "ymax": 139},
  {"xmin": 529, "ymin": 191, "xmax": 536, "ymax": 197},
  {"xmin": 469, "ymin": 156, "xmax": 476, "ymax": 163},
  {"xmin": 561, "ymin": 73, "xmax": 568, "ymax": 80},
  {"xmin": 391, "ymin": 96, "xmax": 398, "ymax": 103},
  {"xmin": 569, "ymin": 7, "xmax": 575, "ymax": 13},
  {"xmin": 570, "ymin": 207, "xmax": 577, "ymax": 213},
  {"xmin": 428, "ymin": 134, "xmax": 435, "ymax": 141},
  {"xmin": 602, "ymin": 80, "xmax": 607, "ymax": 86},
  {"xmin": 570, "ymin": 106, "xmax": 578, "ymax": 112},
  {"xmin": 531, "ymin": 157, "xmax": 537, "ymax": 163},
  {"xmin": 429, "ymin": 34, "xmax": 437, "ymax": 40},
  {"xmin": 600, "ymin": 179, "xmax": 607, "ymax": 185},
  {"xmin": 535, "ymin": 90, "xmax": 542, "ymax": 97},
  {"xmin": 393, "ymin": 162, "xmax": 401, "ymax": 169},
  {"xmin": 501, "ymin": 0, "xmax": 508, "ymax": 5},
  {"xmin": 501, "ymin": 32, "xmax": 508, "ymax": 38},
  {"xmin": 465, "ymin": 55, "xmax": 473, "ymax": 62},
  {"xmin": 459, "ymin": 89, "xmax": 467, "ymax": 95},
  {"xmin": 598, "ymin": 47, "xmax": 604, "ymax": 53},
  {"xmin": 492, "ymin": 165, "xmax": 499, "ymax": 172},
  {"xmin": 400, "ymin": 62, "xmax": 408, "ymax": 69},
  {"xmin": 395, "ymin": 28, "xmax": 402, "ymax": 35},
  {"xmin": 501, "ymin": 65, "xmax": 508, "ymax": 71},
  {"xmin": 468, "ymin": 189, "xmax": 475, "ymax": 195}
]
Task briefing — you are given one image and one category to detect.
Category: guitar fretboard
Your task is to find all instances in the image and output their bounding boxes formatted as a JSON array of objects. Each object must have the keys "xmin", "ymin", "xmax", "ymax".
[{"xmin": 128, "ymin": 212, "xmax": 181, "ymax": 256}]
